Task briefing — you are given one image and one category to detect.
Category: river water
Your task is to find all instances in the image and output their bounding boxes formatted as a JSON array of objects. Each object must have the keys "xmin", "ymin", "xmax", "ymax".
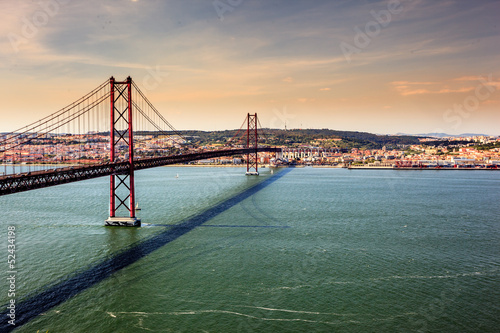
[{"xmin": 1, "ymin": 166, "xmax": 499, "ymax": 332}]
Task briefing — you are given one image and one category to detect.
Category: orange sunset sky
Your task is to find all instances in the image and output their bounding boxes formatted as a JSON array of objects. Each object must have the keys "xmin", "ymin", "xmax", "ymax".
[{"xmin": 1, "ymin": 0, "xmax": 499, "ymax": 135}]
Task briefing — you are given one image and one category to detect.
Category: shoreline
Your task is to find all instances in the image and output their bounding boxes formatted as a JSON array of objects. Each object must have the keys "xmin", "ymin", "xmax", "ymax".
[
  {"xmin": 162, "ymin": 164, "xmax": 293, "ymax": 168},
  {"xmin": 3, "ymin": 163, "xmax": 497, "ymax": 171},
  {"xmin": 348, "ymin": 167, "xmax": 499, "ymax": 171}
]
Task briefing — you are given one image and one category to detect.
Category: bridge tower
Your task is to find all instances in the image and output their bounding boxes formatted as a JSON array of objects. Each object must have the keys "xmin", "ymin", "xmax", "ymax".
[
  {"xmin": 105, "ymin": 76, "xmax": 140, "ymax": 227},
  {"xmin": 246, "ymin": 113, "xmax": 259, "ymax": 175}
]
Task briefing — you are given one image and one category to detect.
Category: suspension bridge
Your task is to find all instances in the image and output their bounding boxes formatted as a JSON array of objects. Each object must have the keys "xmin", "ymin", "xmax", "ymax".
[{"xmin": 0, "ymin": 76, "xmax": 280, "ymax": 226}]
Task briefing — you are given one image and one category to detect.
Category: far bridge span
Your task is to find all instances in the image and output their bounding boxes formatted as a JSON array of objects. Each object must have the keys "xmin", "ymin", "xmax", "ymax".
[{"xmin": 0, "ymin": 77, "xmax": 280, "ymax": 226}]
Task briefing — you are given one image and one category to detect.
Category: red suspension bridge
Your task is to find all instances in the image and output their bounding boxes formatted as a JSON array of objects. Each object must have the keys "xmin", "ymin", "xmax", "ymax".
[{"xmin": 0, "ymin": 77, "xmax": 280, "ymax": 226}]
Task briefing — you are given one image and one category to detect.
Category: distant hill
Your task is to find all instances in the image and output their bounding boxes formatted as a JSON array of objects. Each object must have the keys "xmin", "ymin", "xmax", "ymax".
[
  {"xmin": 177, "ymin": 128, "xmax": 423, "ymax": 150},
  {"xmin": 396, "ymin": 132, "xmax": 492, "ymax": 138}
]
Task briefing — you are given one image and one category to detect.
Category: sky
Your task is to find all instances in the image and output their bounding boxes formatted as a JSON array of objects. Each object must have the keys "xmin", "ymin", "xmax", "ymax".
[{"xmin": 0, "ymin": 0, "xmax": 499, "ymax": 135}]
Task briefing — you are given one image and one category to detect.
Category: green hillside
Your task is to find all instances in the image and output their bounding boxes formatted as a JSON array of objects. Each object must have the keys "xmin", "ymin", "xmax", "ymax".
[{"xmin": 174, "ymin": 128, "xmax": 423, "ymax": 150}]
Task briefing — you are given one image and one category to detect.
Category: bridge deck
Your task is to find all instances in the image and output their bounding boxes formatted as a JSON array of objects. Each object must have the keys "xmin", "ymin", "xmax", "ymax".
[{"xmin": 0, "ymin": 147, "xmax": 280, "ymax": 196}]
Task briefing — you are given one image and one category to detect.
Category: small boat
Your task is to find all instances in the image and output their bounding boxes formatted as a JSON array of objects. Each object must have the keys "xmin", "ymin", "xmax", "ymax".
[
  {"xmin": 175, "ymin": 173, "xmax": 179, "ymax": 178},
  {"xmin": 135, "ymin": 202, "xmax": 141, "ymax": 211}
]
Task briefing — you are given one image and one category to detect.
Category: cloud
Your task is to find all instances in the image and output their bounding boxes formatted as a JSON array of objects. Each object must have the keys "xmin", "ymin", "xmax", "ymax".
[
  {"xmin": 282, "ymin": 77, "xmax": 293, "ymax": 83},
  {"xmin": 453, "ymin": 75, "xmax": 500, "ymax": 89},
  {"xmin": 319, "ymin": 87, "xmax": 330, "ymax": 91},
  {"xmin": 396, "ymin": 87, "xmax": 475, "ymax": 96},
  {"xmin": 481, "ymin": 100, "xmax": 500, "ymax": 106},
  {"xmin": 392, "ymin": 74, "xmax": 500, "ymax": 97},
  {"xmin": 391, "ymin": 81, "xmax": 435, "ymax": 85},
  {"xmin": 454, "ymin": 76, "xmax": 485, "ymax": 82},
  {"xmin": 390, "ymin": 79, "xmax": 488, "ymax": 96},
  {"xmin": 297, "ymin": 98, "xmax": 315, "ymax": 103}
]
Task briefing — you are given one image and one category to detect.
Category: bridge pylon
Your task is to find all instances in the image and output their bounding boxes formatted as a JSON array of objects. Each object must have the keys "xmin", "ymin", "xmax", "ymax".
[
  {"xmin": 105, "ymin": 76, "xmax": 140, "ymax": 227},
  {"xmin": 245, "ymin": 113, "xmax": 259, "ymax": 175}
]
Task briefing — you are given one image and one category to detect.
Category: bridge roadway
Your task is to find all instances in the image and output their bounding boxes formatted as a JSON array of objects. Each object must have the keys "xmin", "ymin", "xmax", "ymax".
[{"xmin": 0, "ymin": 147, "xmax": 280, "ymax": 196}]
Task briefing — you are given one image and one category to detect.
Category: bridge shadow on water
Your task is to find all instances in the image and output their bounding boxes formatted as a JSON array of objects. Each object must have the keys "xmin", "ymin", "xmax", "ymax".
[{"xmin": 0, "ymin": 167, "xmax": 293, "ymax": 332}]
